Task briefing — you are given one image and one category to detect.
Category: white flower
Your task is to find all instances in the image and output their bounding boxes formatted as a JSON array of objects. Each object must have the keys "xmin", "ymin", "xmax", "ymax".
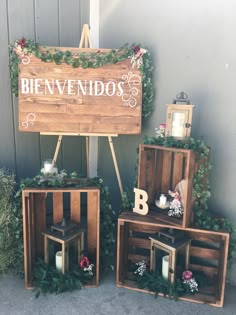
[{"xmin": 134, "ymin": 260, "xmax": 147, "ymax": 276}]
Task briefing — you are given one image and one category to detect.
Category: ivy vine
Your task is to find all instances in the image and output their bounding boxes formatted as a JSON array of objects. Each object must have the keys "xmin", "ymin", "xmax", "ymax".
[{"xmin": 9, "ymin": 38, "xmax": 154, "ymax": 119}]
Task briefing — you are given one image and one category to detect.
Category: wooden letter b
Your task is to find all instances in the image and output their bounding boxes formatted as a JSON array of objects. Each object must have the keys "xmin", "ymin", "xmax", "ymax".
[{"xmin": 133, "ymin": 188, "xmax": 149, "ymax": 215}]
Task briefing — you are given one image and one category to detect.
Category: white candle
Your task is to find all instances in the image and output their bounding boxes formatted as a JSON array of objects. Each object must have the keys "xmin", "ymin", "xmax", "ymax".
[
  {"xmin": 159, "ymin": 194, "xmax": 167, "ymax": 207},
  {"xmin": 162, "ymin": 255, "xmax": 169, "ymax": 280},
  {"xmin": 44, "ymin": 161, "xmax": 52, "ymax": 173},
  {"xmin": 55, "ymin": 251, "xmax": 62, "ymax": 272}
]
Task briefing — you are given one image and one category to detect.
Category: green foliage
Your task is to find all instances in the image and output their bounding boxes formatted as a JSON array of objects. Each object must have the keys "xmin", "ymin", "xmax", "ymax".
[
  {"xmin": 134, "ymin": 270, "xmax": 184, "ymax": 300},
  {"xmin": 33, "ymin": 259, "xmax": 92, "ymax": 297},
  {"xmin": 9, "ymin": 39, "xmax": 154, "ymax": 119},
  {"xmin": 0, "ymin": 169, "xmax": 23, "ymax": 273}
]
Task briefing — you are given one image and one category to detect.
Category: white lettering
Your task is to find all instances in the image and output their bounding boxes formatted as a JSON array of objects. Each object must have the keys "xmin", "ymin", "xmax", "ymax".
[
  {"xmin": 106, "ymin": 81, "xmax": 116, "ymax": 96},
  {"xmin": 35, "ymin": 79, "xmax": 42, "ymax": 94},
  {"xmin": 117, "ymin": 82, "xmax": 124, "ymax": 96},
  {"xmin": 45, "ymin": 79, "xmax": 54, "ymax": 94},
  {"xmin": 68, "ymin": 80, "xmax": 75, "ymax": 95},
  {"xmin": 21, "ymin": 78, "xmax": 29, "ymax": 94},
  {"xmin": 94, "ymin": 81, "xmax": 104, "ymax": 96},
  {"xmin": 55, "ymin": 80, "xmax": 67, "ymax": 95},
  {"xmin": 77, "ymin": 80, "xmax": 87, "ymax": 95}
]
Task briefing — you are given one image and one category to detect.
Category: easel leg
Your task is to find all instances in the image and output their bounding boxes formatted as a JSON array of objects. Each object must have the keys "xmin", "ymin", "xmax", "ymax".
[
  {"xmin": 52, "ymin": 135, "xmax": 62, "ymax": 167},
  {"xmin": 108, "ymin": 136, "xmax": 124, "ymax": 197}
]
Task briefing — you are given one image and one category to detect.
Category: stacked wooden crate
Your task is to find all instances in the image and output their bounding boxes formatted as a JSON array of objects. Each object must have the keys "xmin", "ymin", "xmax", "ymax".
[
  {"xmin": 22, "ymin": 187, "xmax": 100, "ymax": 289},
  {"xmin": 116, "ymin": 144, "xmax": 229, "ymax": 307}
]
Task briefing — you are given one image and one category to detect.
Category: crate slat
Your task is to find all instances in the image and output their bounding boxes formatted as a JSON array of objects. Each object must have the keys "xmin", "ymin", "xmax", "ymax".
[
  {"xmin": 52, "ymin": 192, "xmax": 63, "ymax": 224},
  {"xmin": 172, "ymin": 152, "xmax": 184, "ymax": 189},
  {"xmin": 190, "ymin": 246, "xmax": 220, "ymax": 260},
  {"xmin": 128, "ymin": 237, "xmax": 150, "ymax": 249},
  {"xmin": 161, "ymin": 151, "xmax": 172, "ymax": 192},
  {"xmin": 70, "ymin": 191, "xmax": 81, "ymax": 224}
]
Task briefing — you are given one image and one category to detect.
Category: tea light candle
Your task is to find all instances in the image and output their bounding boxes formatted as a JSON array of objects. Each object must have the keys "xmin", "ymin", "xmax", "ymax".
[
  {"xmin": 55, "ymin": 251, "xmax": 62, "ymax": 272},
  {"xmin": 162, "ymin": 255, "xmax": 169, "ymax": 280},
  {"xmin": 44, "ymin": 161, "xmax": 52, "ymax": 173},
  {"xmin": 159, "ymin": 194, "xmax": 167, "ymax": 207}
]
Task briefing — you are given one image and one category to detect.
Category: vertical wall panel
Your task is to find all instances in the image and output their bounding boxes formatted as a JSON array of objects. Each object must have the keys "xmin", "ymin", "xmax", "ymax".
[
  {"xmin": 0, "ymin": 0, "xmax": 16, "ymax": 170},
  {"xmin": 35, "ymin": 0, "xmax": 63, "ymax": 169},
  {"xmin": 8, "ymin": 0, "xmax": 41, "ymax": 178},
  {"xmin": 59, "ymin": 0, "xmax": 87, "ymax": 175}
]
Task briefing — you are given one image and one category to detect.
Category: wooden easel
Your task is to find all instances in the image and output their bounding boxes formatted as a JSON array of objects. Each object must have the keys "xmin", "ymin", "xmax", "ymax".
[{"xmin": 42, "ymin": 24, "xmax": 123, "ymax": 196}]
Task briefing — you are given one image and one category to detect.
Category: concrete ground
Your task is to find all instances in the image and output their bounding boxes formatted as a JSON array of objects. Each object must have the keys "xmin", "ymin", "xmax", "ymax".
[{"xmin": 0, "ymin": 272, "xmax": 235, "ymax": 315}]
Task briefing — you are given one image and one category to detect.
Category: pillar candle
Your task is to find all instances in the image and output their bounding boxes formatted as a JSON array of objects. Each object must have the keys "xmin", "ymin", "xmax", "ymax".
[
  {"xmin": 55, "ymin": 251, "xmax": 62, "ymax": 272},
  {"xmin": 162, "ymin": 255, "xmax": 169, "ymax": 280}
]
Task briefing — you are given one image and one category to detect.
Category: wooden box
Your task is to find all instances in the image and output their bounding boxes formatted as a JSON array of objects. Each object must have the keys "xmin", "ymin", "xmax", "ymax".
[
  {"xmin": 138, "ymin": 144, "xmax": 196, "ymax": 228},
  {"xmin": 116, "ymin": 213, "xmax": 229, "ymax": 307},
  {"xmin": 22, "ymin": 187, "xmax": 100, "ymax": 289}
]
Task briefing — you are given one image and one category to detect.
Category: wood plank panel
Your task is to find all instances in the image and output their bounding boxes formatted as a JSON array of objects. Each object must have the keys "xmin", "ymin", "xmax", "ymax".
[
  {"xmin": 70, "ymin": 191, "xmax": 81, "ymax": 223},
  {"xmin": 128, "ymin": 237, "xmax": 150, "ymax": 249},
  {"xmin": 190, "ymin": 246, "xmax": 220, "ymax": 260},
  {"xmin": 155, "ymin": 150, "xmax": 164, "ymax": 194},
  {"xmin": 161, "ymin": 151, "xmax": 172, "ymax": 192},
  {"xmin": 172, "ymin": 152, "xmax": 184, "ymax": 188},
  {"xmin": 34, "ymin": 193, "xmax": 46, "ymax": 258},
  {"xmin": 146, "ymin": 150, "xmax": 156, "ymax": 203},
  {"xmin": 189, "ymin": 263, "xmax": 218, "ymax": 277},
  {"xmin": 138, "ymin": 146, "xmax": 147, "ymax": 189},
  {"xmin": 53, "ymin": 192, "xmax": 63, "ymax": 224},
  {"xmin": 128, "ymin": 253, "xmax": 150, "ymax": 263}
]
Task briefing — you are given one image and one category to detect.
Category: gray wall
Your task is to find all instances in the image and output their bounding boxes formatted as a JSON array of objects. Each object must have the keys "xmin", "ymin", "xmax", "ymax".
[
  {"xmin": 0, "ymin": 0, "xmax": 90, "ymax": 179},
  {"xmin": 99, "ymin": 1, "xmax": 236, "ymax": 281}
]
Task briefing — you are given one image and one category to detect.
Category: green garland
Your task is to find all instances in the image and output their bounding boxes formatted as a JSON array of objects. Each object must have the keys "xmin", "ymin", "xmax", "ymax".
[{"xmin": 9, "ymin": 38, "xmax": 154, "ymax": 119}]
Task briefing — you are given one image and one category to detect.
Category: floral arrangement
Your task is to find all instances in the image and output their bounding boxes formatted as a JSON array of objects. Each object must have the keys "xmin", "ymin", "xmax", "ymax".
[
  {"xmin": 182, "ymin": 270, "xmax": 198, "ymax": 294},
  {"xmin": 9, "ymin": 38, "xmax": 154, "ymax": 119},
  {"xmin": 132, "ymin": 260, "xmax": 199, "ymax": 299},
  {"xmin": 168, "ymin": 190, "xmax": 184, "ymax": 217},
  {"xmin": 131, "ymin": 45, "xmax": 147, "ymax": 68},
  {"xmin": 134, "ymin": 259, "xmax": 147, "ymax": 276},
  {"xmin": 155, "ymin": 123, "xmax": 166, "ymax": 138},
  {"xmin": 80, "ymin": 256, "xmax": 94, "ymax": 276}
]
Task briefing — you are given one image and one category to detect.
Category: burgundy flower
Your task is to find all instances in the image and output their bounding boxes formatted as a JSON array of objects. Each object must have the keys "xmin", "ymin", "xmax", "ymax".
[
  {"xmin": 160, "ymin": 123, "xmax": 166, "ymax": 129},
  {"xmin": 132, "ymin": 45, "xmax": 140, "ymax": 55},
  {"xmin": 19, "ymin": 37, "xmax": 26, "ymax": 48},
  {"xmin": 182, "ymin": 270, "xmax": 193, "ymax": 280},
  {"xmin": 80, "ymin": 256, "xmax": 90, "ymax": 269}
]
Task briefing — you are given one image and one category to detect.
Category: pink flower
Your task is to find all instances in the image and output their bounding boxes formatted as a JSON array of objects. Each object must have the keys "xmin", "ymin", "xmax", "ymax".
[
  {"xmin": 160, "ymin": 123, "xmax": 166, "ymax": 129},
  {"xmin": 80, "ymin": 256, "xmax": 90, "ymax": 269},
  {"xmin": 182, "ymin": 270, "xmax": 193, "ymax": 280}
]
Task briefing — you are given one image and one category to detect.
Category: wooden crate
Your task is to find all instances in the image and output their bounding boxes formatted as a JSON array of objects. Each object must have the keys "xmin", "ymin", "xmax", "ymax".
[
  {"xmin": 22, "ymin": 187, "xmax": 100, "ymax": 289},
  {"xmin": 116, "ymin": 213, "xmax": 229, "ymax": 307},
  {"xmin": 138, "ymin": 144, "xmax": 196, "ymax": 228}
]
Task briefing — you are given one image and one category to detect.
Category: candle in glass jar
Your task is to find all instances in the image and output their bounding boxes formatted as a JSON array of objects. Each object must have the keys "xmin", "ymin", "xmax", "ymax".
[
  {"xmin": 44, "ymin": 161, "xmax": 52, "ymax": 173},
  {"xmin": 159, "ymin": 194, "xmax": 167, "ymax": 206}
]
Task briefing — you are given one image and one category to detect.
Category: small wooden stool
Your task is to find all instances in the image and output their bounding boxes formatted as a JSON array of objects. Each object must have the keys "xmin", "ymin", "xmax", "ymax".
[{"xmin": 42, "ymin": 229, "xmax": 84, "ymax": 274}]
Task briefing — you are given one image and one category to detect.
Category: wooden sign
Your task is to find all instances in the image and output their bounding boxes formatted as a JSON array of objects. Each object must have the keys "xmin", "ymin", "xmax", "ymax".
[{"xmin": 18, "ymin": 47, "xmax": 142, "ymax": 135}]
